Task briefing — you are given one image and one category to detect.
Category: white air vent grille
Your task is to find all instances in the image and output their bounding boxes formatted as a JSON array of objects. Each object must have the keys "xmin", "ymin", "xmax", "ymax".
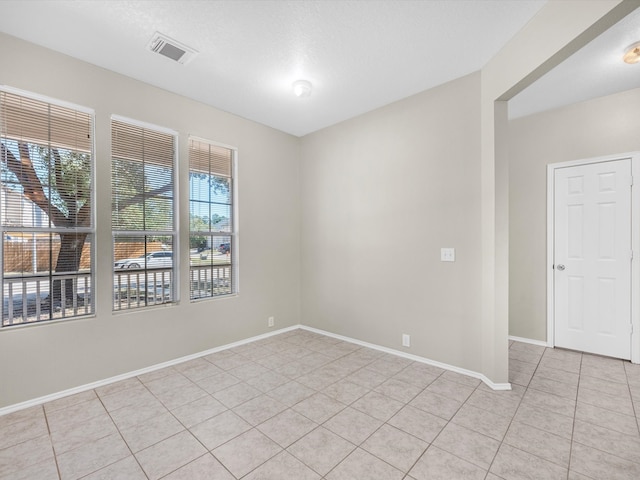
[{"xmin": 148, "ymin": 32, "xmax": 198, "ymax": 65}]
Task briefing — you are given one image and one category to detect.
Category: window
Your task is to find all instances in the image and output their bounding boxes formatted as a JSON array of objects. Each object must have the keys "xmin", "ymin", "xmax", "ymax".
[
  {"xmin": 0, "ymin": 89, "xmax": 94, "ymax": 326},
  {"xmin": 111, "ymin": 117, "xmax": 177, "ymax": 310},
  {"xmin": 189, "ymin": 137, "xmax": 235, "ymax": 300}
]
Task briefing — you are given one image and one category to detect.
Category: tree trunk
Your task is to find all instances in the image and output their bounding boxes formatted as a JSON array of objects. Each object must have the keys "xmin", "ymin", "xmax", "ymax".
[{"xmin": 51, "ymin": 232, "xmax": 88, "ymax": 303}]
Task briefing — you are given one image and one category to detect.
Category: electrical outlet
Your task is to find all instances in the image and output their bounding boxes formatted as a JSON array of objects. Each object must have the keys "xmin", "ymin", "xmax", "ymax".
[
  {"xmin": 440, "ymin": 247, "xmax": 455, "ymax": 262},
  {"xmin": 268, "ymin": 316, "xmax": 274, "ymax": 327},
  {"xmin": 402, "ymin": 334, "xmax": 411, "ymax": 347}
]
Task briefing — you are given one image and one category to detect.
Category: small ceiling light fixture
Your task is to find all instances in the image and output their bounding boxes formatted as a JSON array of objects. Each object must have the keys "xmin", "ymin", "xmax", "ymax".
[
  {"xmin": 293, "ymin": 79, "xmax": 312, "ymax": 97},
  {"xmin": 623, "ymin": 41, "xmax": 640, "ymax": 64}
]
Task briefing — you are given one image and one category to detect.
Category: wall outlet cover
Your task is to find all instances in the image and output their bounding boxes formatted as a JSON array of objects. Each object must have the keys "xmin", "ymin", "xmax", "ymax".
[{"xmin": 440, "ymin": 248, "xmax": 455, "ymax": 262}]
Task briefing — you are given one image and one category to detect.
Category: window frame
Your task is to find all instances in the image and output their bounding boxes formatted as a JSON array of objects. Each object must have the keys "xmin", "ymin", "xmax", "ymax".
[
  {"xmin": 188, "ymin": 136, "xmax": 238, "ymax": 301},
  {"xmin": 111, "ymin": 115, "xmax": 179, "ymax": 311},
  {"xmin": 0, "ymin": 86, "xmax": 96, "ymax": 328}
]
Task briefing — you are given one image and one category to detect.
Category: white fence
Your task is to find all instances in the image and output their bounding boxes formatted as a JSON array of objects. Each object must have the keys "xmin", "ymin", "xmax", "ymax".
[{"xmin": 3, "ymin": 264, "xmax": 232, "ymax": 326}]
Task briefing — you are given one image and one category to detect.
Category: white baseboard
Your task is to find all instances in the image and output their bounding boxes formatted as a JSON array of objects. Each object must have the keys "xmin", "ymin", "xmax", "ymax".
[
  {"xmin": 0, "ymin": 325, "xmax": 299, "ymax": 417},
  {"xmin": 301, "ymin": 326, "xmax": 512, "ymax": 391},
  {"xmin": 1, "ymin": 323, "xmax": 514, "ymax": 416},
  {"xmin": 508, "ymin": 335, "xmax": 550, "ymax": 348}
]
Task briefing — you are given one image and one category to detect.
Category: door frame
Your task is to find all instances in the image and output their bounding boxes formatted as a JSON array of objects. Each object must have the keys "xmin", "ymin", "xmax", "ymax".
[{"xmin": 546, "ymin": 151, "xmax": 640, "ymax": 363}]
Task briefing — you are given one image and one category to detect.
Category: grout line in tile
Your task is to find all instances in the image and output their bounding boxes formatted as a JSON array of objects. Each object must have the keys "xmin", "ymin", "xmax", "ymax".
[
  {"xmin": 564, "ymin": 350, "xmax": 583, "ymax": 480},
  {"xmin": 485, "ymin": 344, "xmax": 545, "ymax": 478},
  {"xmin": 396, "ymin": 376, "xmax": 488, "ymax": 476},
  {"xmin": 571, "ymin": 437, "xmax": 640, "ymax": 468},
  {"xmin": 95, "ymin": 386, "xmax": 153, "ymax": 480},
  {"xmin": 623, "ymin": 359, "xmax": 640, "ymax": 438},
  {"xmin": 41, "ymin": 402, "xmax": 63, "ymax": 480}
]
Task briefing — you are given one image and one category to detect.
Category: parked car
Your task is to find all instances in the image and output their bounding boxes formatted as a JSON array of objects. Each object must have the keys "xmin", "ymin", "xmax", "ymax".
[
  {"xmin": 218, "ymin": 243, "xmax": 231, "ymax": 254},
  {"xmin": 114, "ymin": 251, "xmax": 173, "ymax": 269}
]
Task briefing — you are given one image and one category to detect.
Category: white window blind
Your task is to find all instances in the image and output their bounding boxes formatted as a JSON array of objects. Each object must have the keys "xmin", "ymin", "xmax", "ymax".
[
  {"xmin": 189, "ymin": 138, "xmax": 235, "ymax": 300},
  {"xmin": 111, "ymin": 118, "xmax": 177, "ymax": 310},
  {"xmin": 0, "ymin": 89, "xmax": 94, "ymax": 326}
]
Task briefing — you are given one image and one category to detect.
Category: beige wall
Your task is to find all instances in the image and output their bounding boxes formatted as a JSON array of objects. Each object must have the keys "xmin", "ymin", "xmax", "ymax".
[
  {"xmin": 509, "ymin": 87, "xmax": 640, "ymax": 341},
  {"xmin": 299, "ymin": 1, "xmax": 631, "ymax": 384},
  {"xmin": 0, "ymin": 33, "xmax": 301, "ymax": 408},
  {"xmin": 300, "ymin": 73, "xmax": 485, "ymax": 371}
]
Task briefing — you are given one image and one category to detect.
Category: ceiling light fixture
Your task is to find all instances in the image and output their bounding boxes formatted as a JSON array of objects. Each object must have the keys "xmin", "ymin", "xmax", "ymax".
[
  {"xmin": 293, "ymin": 80, "xmax": 312, "ymax": 97},
  {"xmin": 623, "ymin": 41, "xmax": 640, "ymax": 64}
]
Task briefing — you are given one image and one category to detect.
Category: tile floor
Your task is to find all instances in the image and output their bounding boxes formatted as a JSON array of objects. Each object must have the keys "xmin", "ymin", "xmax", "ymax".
[{"xmin": 1, "ymin": 329, "xmax": 640, "ymax": 479}]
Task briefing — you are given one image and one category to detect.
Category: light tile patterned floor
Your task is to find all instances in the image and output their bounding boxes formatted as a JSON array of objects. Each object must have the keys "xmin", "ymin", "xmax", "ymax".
[{"xmin": 1, "ymin": 330, "xmax": 640, "ymax": 479}]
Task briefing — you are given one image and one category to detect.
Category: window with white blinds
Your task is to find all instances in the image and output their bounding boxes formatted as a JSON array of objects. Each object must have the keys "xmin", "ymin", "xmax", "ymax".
[
  {"xmin": 189, "ymin": 137, "xmax": 235, "ymax": 300},
  {"xmin": 111, "ymin": 117, "xmax": 177, "ymax": 311},
  {"xmin": 0, "ymin": 89, "xmax": 95, "ymax": 327}
]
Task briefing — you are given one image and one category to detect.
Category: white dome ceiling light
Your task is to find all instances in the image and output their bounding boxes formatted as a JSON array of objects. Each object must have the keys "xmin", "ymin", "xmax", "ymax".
[
  {"xmin": 292, "ymin": 80, "xmax": 312, "ymax": 98},
  {"xmin": 623, "ymin": 41, "xmax": 640, "ymax": 64}
]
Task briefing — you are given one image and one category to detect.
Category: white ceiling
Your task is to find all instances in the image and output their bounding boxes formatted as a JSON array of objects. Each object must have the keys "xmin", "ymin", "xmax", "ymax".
[
  {"xmin": 510, "ymin": 6, "xmax": 640, "ymax": 119},
  {"xmin": 0, "ymin": 1, "xmax": 638, "ymax": 136}
]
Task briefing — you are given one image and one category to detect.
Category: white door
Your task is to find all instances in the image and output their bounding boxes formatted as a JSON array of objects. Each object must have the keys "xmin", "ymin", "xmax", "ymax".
[{"xmin": 554, "ymin": 159, "xmax": 632, "ymax": 359}]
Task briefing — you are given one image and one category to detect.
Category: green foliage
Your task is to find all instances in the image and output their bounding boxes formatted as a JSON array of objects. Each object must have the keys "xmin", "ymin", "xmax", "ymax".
[
  {"xmin": 112, "ymin": 158, "xmax": 173, "ymax": 231},
  {"xmin": 190, "ymin": 171, "xmax": 230, "ymax": 197},
  {"xmin": 36, "ymin": 145, "xmax": 91, "ymax": 222},
  {"xmin": 189, "ymin": 214, "xmax": 209, "ymax": 249},
  {"xmin": 1, "ymin": 140, "xmax": 92, "ymax": 228}
]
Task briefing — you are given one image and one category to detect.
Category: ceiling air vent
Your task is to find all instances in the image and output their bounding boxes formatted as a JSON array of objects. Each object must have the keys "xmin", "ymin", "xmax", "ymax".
[{"xmin": 148, "ymin": 32, "xmax": 198, "ymax": 65}]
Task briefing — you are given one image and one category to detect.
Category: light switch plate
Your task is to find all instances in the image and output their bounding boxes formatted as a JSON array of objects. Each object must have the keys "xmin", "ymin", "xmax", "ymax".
[{"xmin": 441, "ymin": 248, "xmax": 455, "ymax": 262}]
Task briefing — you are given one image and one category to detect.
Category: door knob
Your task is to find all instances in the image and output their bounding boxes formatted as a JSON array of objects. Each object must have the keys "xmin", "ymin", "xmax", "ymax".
[{"xmin": 557, "ymin": 264, "xmax": 565, "ymax": 271}]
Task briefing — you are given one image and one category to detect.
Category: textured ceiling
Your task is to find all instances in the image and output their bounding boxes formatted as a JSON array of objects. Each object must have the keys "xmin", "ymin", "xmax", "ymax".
[{"xmin": 0, "ymin": 1, "xmax": 637, "ymax": 136}]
